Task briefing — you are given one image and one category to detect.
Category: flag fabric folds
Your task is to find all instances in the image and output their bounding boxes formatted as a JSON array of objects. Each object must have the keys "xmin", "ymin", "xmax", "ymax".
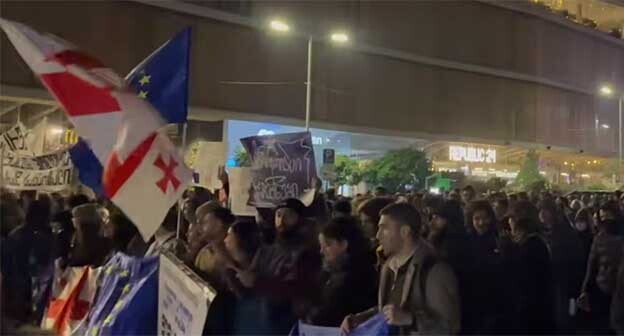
[
  {"xmin": 70, "ymin": 27, "xmax": 191, "ymax": 196},
  {"xmin": 1, "ymin": 19, "xmax": 191, "ymax": 240},
  {"xmin": 85, "ymin": 253, "xmax": 159, "ymax": 336},
  {"xmin": 127, "ymin": 27, "xmax": 191, "ymax": 124},
  {"xmin": 41, "ymin": 264, "xmax": 102, "ymax": 336},
  {"xmin": 291, "ymin": 314, "xmax": 391, "ymax": 336},
  {"xmin": 69, "ymin": 138, "xmax": 104, "ymax": 196}
]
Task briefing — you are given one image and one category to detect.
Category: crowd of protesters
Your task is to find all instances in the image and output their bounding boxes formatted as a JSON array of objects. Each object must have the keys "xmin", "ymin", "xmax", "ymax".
[{"xmin": 2, "ymin": 182, "xmax": 624, "ymax": 335}]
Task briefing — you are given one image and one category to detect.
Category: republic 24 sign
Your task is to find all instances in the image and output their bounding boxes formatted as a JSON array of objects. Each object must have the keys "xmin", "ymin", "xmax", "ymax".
[{"xmin": 449, "ymin": 145, "xmax": 496, "ymax": 164}]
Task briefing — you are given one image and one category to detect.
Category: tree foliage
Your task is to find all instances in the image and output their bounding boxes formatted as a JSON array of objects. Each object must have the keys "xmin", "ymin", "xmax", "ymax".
[
  {"xmin": 334, "ymin": 155, "xmax": 364, "ymax": 186},
  {"xmin": 363, "ymin": 148, "xmax": 431, "ymax": 192},
  {"xmin": 514, "ymin": 149, "xmax": 546, "ymax": 192},
  {"xmin": 234, "ymin": 146, "xmax": 251, "ymax": 167}
]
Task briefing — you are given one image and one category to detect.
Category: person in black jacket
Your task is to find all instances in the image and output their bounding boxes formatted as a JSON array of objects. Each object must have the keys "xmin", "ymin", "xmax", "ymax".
[
  {"xmin": 539, "ymin": 199, "xmax": 586, "ymax": 334},
  {"xmin": 502, "ymin": 200, "xmax": 555, "ymax": 334},
  {"xmin": 464, "ymin": 200, "xmax": 506, "ymax": 334},
  {"xmin": 306, "ymin": 216, "xmax": 377, "ymax": 327}
]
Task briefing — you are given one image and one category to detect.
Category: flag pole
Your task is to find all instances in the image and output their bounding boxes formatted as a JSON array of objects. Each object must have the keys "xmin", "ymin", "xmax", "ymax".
[{"xmin": 176, "ymin": 122, "xmax": 188, "ymax": 240}]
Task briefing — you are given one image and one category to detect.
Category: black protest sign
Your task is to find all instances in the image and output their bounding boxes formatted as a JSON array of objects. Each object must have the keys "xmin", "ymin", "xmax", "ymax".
[
  {"xmin": 0, "ymin": 123, "xmax": 28, "ymax": 152},
  {"xmin": 240, "ymin": 132, "xmax": 317, "ymax": 208}
]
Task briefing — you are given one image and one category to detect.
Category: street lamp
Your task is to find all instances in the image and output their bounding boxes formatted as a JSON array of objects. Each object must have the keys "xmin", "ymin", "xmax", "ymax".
[
  {"xmin": 268, "ymin": 19, "xmax": 350, "ymax": 130},
  {"xmin": 599, "ymin": 83, "xmax": 624, "ymax": 175},
  {"xmin": 269, "ymin": 20, "xmax": 290, "ymax": 33}
]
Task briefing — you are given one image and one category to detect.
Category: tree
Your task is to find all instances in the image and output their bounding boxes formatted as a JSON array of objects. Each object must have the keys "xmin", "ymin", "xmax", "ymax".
[
  {"xmin": 234, "ymin": 146, "xmax": 251, "ymax": 167},
  {"xmin": 363, "ymin": 148, "xmax": 431, "ymax": 192},
  {"xmin": 514, "ymin": 149, "xmax": 546, "ymax": 192},
  {"xmin": 334, "ymin": 155, "xmax": 363, "ymax": 186}
]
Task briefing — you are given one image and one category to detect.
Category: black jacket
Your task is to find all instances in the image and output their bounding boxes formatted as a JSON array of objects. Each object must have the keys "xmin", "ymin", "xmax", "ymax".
[
  {"xmin": 306, "ymin": 252, "xmax": 378, "ymax": 327},
  {"xmin": 464, "ymin": 230, "xmax": 506, "ymax": 334},
  {"xmin": 503, "ymin": 233, "xmax": 556, "ymax": 334}
]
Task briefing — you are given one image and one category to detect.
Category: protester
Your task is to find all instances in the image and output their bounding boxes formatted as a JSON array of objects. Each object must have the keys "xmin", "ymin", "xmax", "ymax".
[
  {"xmin": 428, "ymin": 200, "xmax": 468, "ymax": 267},
  {"xmin": 50, "ymin": 194, "xmax": 90, "ymax": 262},
  {"xmin": 67, "ymin": 203, "xmax": 111, "ymax": 267},
  {"xmin": 191, "ymin": 202, "xmax": 235, "ymax": 287},
  {"xmin": 332, "ymin": 198, "xmax": 352, "ymax": 218},
  {"xmin": 145, "ymin": 206, "xmax": 180, "ymax": 257},
  {"xmin": 103, "ymin": 212, "xmax": 144, "ymax": 257},
  {"xmin": 578, "ymin": 201, "xmax": 624, "ymax": 334},
  {"xmin": 356, "ymin": 197, "xmax": 394, "ymax": 269},
  {"xmin": 461, "ymin": 185, "xmax": 476, "ymax": 205},
  {"xmin": 5, "ymin": 199, "xmax": 54, "ymax": 323},
  {"xmin": 539, "ymin": 199, "xmax": 586, "ymax": 334},
  {"xmin": 341, "ymin": 203, "xmax": 461, "ymax": 335},
  {"xmin": 357, "ymin": 197, "xmax": 394, "ymax": 246},
  {"xmin": 306, "ymin": 216, "xmax": 377, "ymax": 327},
  {"xmin": 503, "ymin": 200, "xmax": 556, "ymax": 334},
  {"xmin": 234, "ymin": 198, "xmax": 322, "ymax": 334},
  {"xmin": 463, "ymin": 200, "xmax": 506, "ymax": 334},
  {"xmin": 222, "ymin": 220, "xmax": 267, "ymax": 334},
  {"xmin": 182, "ymin": 187, "xmax": 213, "ymax": 229},
  {"xmin": 189, "ymin": 203, "xmax": 237, "ymax": 335},
  {"xmin": 493, "ymin": 197, "xmax": 509, "ymax": 224}
]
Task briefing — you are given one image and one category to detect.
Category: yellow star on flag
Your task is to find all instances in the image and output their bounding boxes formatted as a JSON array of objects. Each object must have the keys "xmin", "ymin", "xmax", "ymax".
[
  {"xmin": 138, "ymin": 91, "xmax": 148, "ymax": 99},
  {"xmin": 139, "ymin": 74, "xmax": 151, "ymax": 86}
]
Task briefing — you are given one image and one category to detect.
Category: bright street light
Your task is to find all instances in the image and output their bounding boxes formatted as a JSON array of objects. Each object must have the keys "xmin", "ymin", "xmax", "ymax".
[
  {"xmin": 600, "ymin": 84, "xmax": 614, "ymax": 97},
  {"xmin": 601, "ymin": 124, "xmax": 610, "ymax": 129},
  {"xmin": 269, "ymin": 20, "xmax": 290, "ymax": 33},
  {"xmin": 48, "ymin": 126, "xmax": 64, "ymax": 135},
  {"xmin": 330, "ymin": 32, "xmax": 349, "ymax": 43}
]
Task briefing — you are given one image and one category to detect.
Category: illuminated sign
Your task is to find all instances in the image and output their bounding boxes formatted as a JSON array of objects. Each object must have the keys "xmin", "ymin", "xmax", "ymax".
[{"xmin": 449, "ymin": 145, "xmax": 496, "ymax": 163}]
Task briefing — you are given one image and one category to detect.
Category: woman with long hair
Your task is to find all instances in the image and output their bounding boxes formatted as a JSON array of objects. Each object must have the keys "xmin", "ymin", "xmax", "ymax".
[
  {"xmin": 503, "ymin": 200, "xmax": 555, "ymax": 334},
  {"xmin": 306, "ymin": 216, "xmax": 377, "ymax": 327}
]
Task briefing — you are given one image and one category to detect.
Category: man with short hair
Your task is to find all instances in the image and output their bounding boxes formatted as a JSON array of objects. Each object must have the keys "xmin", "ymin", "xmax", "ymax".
[
  {"xmin": 461, "ymin": 185, "xmax": 476, "ymax": 205},
  {"xmin": 188, "ymin": 202, "xmax": 235, "ymax": 285},
  {"xmin": 341, "ymin": 203, "xmax": 461, "ymax": 335}
]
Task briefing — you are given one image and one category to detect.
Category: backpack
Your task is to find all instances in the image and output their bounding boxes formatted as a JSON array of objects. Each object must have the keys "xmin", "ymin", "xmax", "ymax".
[{"xmin": 418, "ymin": 254, "xmax": 438, "ymax": 309}]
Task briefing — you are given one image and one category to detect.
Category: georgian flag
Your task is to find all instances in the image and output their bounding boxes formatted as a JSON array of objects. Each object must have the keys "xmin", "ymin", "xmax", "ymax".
[{"xmin": 1, "ymin": 19, "xmax": 191, "ymax": 240}]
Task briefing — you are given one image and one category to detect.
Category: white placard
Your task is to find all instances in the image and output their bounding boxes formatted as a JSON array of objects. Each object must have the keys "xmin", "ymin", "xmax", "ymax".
[
  {"xmin": 158, "ymin": 253, "xmax": 216, "ymax": 336},
  {"xmin": 194, "ymin": 142, "xmax": 226, "ymax": 190},
  {"xmin": 228, "ymin": 167, "xmax": 256, "ymax": 216}
]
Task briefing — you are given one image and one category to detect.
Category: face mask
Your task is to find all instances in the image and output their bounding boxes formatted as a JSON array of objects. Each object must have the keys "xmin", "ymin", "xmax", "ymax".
[{"xmin": 575, "ymin": 221, "xmax": 588, "ymax": 232}]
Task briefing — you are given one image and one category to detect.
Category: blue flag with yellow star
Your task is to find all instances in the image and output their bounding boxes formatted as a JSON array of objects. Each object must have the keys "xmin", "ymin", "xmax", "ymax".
[
  {"xmin": 70, "ymin": 28, "xmax": 191, "ymax": 195},
  {"xmin": 127, "ymin": 27, "xmax": 191, "ymax": 123}
]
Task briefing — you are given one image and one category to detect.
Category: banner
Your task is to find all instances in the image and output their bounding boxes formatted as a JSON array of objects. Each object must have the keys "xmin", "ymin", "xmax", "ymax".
[
  {"xmin": 85, "ymin": 253, "xmax": 159, "ymax": 336},
  {"xmin": 158, "ymin": 252, "xmax": 216, "ymax": 336},
  {"xmin": 228, "ymin": 167, "xmax": 256, "ymax": 216},
  {"xmin": 0, "ymin": 122, "xmax": 29, "ymax": 153},
  {"xmin": 2, "ymin": 149, "xmax": 73, "ymax": 191},
  {"xmin": 240, "ymin": 132, "xmax": 317, "ymax": 208}
]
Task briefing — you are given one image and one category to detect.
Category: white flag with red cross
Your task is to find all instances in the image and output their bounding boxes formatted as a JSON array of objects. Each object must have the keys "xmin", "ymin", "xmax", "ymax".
[
  {"xmin": 41, "ymin": 265, "xmax": 102, "ymax": 336},
  {"xmin": 1, "ymin": 19, "xmax": 191, "ymax": 240}
]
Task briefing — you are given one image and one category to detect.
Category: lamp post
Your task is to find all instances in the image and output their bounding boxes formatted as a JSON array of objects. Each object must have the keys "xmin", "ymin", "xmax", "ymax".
[
  {"xmin": 269, "ymin": 20, "xmax": 349, "ymax": 131},
  {"xmin": 599, "ymin": 84, "xmax": 623, "ymax": 177}
]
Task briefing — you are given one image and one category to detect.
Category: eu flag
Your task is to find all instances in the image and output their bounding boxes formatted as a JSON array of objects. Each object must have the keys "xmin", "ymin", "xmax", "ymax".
[
  {"xmin": 127, "ymin": 27, "xmax": 191, "ymax": 123},
  {"xmin": 71, "ymin": 28, "xmax": 191, "ymax": 195}
]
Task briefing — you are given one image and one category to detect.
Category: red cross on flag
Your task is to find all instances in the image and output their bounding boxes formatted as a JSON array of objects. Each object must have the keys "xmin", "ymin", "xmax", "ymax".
[
  {"xmin": 1, "ymin": 19, "xmax": 191, "ymax": 240},
  {"xmin": 41, "ymin": 265, "xmax": 102, "ymax": 336},
  {"xmin": 104, "ymin": 131, "xmax": 192, "ymax": 240}
]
